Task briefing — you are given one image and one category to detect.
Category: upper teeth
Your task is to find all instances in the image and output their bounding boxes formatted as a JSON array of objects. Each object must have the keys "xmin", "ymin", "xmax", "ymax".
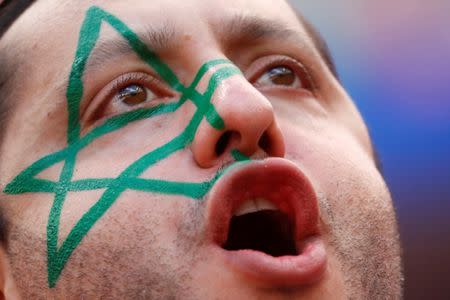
[{"xmin": 234, "ymin": 198, "xmax": 278, "ymax": 216}]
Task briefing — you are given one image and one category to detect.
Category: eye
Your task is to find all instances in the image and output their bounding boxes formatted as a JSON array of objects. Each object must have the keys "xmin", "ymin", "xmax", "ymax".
[
  {"xmin": 249, "ymin": 55, "xmax": 315, "ymax": 93},
  {"xmin": 116, "ymin": 84, "xmax": 155, "ymax": 106},
  {"xmin": 83, "ymin": 72, "xmax": 175, "ymax": 124},
  {"xmin": 255, "ymin": 66, "xmax": 301, "ymax": 88}
]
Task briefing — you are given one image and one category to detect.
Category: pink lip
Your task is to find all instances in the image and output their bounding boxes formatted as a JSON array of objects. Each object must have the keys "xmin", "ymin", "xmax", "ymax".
[{"xmin": 205, "ymin": 158, "xmax": 327, "ymax": 287}]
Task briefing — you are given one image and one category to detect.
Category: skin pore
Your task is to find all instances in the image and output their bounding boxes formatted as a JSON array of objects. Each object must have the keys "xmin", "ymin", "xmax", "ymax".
[{"xmin": 0, "ymin": 0, "xmax": 402, "ymax": 299}]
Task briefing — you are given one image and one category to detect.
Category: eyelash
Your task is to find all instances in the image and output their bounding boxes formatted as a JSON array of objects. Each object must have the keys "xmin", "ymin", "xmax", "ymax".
[
  {"xmin": 85, "ymin": 72, "xmax": 174, "ymax": 121},
  {"xmin": 111, "ymin": 73, "xmax": 147, "ymax": 92},
  {"xmin": 252, "ymin": 56, "xmax": 316, "ymax": 91},
  {"xmin": 110, "ymin": 72, "xmax": 168, "ymax": 102}
]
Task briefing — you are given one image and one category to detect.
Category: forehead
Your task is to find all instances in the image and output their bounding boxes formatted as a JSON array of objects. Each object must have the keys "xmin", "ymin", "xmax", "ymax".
[
  {"xmin": 1, "ymin": 0, "xmax": 317, "ymax": 103},
  {"xmin": 3, "ymin": 0, "xmax": 312, "ymax": 83},
  {"xmin": 25, "ymin": 0, "xmax": 303, "ymax": 34}
]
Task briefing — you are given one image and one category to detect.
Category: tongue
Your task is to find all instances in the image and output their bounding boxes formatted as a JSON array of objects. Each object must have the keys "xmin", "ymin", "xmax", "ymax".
[{"xmin": 223, "ymin": 210, "xmax": 298, "ymax": 257}]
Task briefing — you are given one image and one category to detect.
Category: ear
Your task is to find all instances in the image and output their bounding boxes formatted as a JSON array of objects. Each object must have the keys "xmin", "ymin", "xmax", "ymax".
[{"xmin": 0, "ymin": 247, "xmax": 20, "ymax": 300}]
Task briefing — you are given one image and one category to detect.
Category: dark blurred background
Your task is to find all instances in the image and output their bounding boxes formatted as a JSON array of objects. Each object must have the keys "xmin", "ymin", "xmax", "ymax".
[{"xmin": 291, "ymin": 1, "xmax": 450, "ymax": 299}]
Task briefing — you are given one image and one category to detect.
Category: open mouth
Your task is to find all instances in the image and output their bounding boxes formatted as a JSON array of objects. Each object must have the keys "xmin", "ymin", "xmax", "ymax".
[
  {"xmin": 206, "ymin": 158, "xmax": 327, "ymax": 287},
  {"xmin": 223, "ymin": 200, "xmax": 297, "ymax": 257}
]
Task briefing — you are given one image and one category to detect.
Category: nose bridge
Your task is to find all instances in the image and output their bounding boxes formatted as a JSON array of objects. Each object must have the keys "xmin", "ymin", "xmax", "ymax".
[{"xmin": 191, "ymin": 70, "xmax": 285, "ymax": 168}]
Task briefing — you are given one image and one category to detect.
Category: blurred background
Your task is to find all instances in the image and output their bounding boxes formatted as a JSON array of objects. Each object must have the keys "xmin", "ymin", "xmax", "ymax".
[{"xmin": 291, "ymin": 0, "xmax": 450, "ymax": 299}]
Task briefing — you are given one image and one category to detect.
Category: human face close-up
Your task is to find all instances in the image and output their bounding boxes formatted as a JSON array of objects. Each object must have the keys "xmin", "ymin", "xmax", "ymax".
[{"xmin": 0, "ymin": 0, "xmax": 402, "ymax": 298}]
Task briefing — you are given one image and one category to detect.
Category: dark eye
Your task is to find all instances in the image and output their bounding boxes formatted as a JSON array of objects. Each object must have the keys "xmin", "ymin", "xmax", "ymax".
[
  {"xmin": 116, "ymin": 84, "xmax": 155, "ymax": 106},
  {"xmin": 83, "ymin": 72, "xmax": 176, "ymax": 125},
  {"xmin": 255, "ymin": 66, "xmax": 302, "ymax": 88}
]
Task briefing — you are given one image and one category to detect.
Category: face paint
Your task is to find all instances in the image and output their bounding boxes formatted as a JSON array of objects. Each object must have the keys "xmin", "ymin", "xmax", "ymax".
[{"xmin": 3, "ymin": 6, "xmax": 250, "ymax": 287}]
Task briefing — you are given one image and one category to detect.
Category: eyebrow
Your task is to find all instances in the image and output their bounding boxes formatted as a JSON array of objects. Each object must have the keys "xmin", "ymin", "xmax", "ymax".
[
  {"xmin": 86, "ymin": 15, "xmax": 305, "ymax": 74},
  {"xmin": 85, "ymin": 13, "xmax": 333, "ymax": 78},
  {"xmin": 84, "ymin": 23, "xmax": 176, "ymax": 74},
  {"xmin": 215, "ymin": 14, "xmax": 304, "ymax": 46},
  {"xmin": 215, "ymin": 14, "xmax": 338, "ymax": 79},
  {"xmin": 77, "ymin": 12, "xmax": 338, "ymax": 100}
]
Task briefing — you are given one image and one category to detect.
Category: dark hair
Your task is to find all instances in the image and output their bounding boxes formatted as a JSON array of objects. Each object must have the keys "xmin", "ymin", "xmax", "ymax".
[{"xmin": 0, "ymin": 0, "xmax": 36, "ymax": 39}]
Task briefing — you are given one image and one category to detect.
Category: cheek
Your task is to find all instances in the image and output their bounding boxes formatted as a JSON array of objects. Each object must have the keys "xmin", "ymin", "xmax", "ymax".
[
  {"xmin": 73, "ymin": 101, "xmax": 196, "ymax": 181},
  {"xmin": 57, "ymin": 191, "xmax": 204, "ymax": 284},
  {"xmin": 280, "ymin": 116, "xmax": 399, "ymax": 290},
  {"xmin": 77, "ymin": 191, "xmax": 189, "ymax": 249},
  {"xmin": 140, "ymin": 150, "xmax": 216, "ymax": 182},
  {"xmin": 278, "ymin": 117, "xmax": 392, "ymax": 227},
  {"xmin": 0, "ymin": 103, "xmax": 68, "ymax": 186}
]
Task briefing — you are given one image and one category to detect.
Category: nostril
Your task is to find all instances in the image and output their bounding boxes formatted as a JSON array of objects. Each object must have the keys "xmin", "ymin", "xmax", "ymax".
[
  {"xmin": 215, "ymin": 130, "xmax": 273, "ymax": 158},
  {"xmin": 258, "ymin": 132, "xmax": 271, "ymax": 153},
  {"xmin": 215, "ymin": 131, "xmax": 233, "ymax": 157}
]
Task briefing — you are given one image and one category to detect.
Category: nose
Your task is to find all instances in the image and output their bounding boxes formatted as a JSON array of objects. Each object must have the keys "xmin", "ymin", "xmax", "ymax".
[{"xmin": 191, "ymin": 76, "xmax": 285, "ymax": 168}]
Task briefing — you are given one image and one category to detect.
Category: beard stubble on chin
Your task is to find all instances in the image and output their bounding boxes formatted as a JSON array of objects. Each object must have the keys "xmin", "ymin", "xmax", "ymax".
[
  {"xmin": 6, "ymin": 193, "xmax": 207, "ymax": 299},
  {"xmin": 86, "ymin": 196, "xmax": 208, "ymax": 299},
  {"xmin": 317, "ymin": 176, "xmax": 403, "ymax": 300}
]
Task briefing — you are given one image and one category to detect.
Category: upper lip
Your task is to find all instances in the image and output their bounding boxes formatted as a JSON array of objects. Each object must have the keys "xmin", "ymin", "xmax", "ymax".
[
  {"xmin": 206, "ymin": 157, "xmax": 320, "ymax": 246},
  {"xmin": 204, "ymin": 157, "xmax": 327, "ymax": 287}
]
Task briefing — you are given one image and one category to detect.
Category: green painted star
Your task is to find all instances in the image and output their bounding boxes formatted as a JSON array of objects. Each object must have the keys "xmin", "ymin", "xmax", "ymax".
[{"xmin": 4, "ymin": 6, "xmax": 248, "ymax": 287}]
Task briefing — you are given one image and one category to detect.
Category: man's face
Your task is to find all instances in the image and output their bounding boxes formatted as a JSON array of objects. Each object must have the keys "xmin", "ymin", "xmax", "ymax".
[{"xmin": 0, "ymin": 0, "xmax": 401, "ymax": 298}]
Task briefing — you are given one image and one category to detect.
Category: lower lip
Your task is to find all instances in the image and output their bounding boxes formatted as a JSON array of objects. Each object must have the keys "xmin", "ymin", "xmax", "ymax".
[
  {"xmin": 206, "ymin": 158, "xmax": 327, "ymax": 287},
  {"xmin": 218, "ymin": 236, "xmax": 327, "ymax": 287}
]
